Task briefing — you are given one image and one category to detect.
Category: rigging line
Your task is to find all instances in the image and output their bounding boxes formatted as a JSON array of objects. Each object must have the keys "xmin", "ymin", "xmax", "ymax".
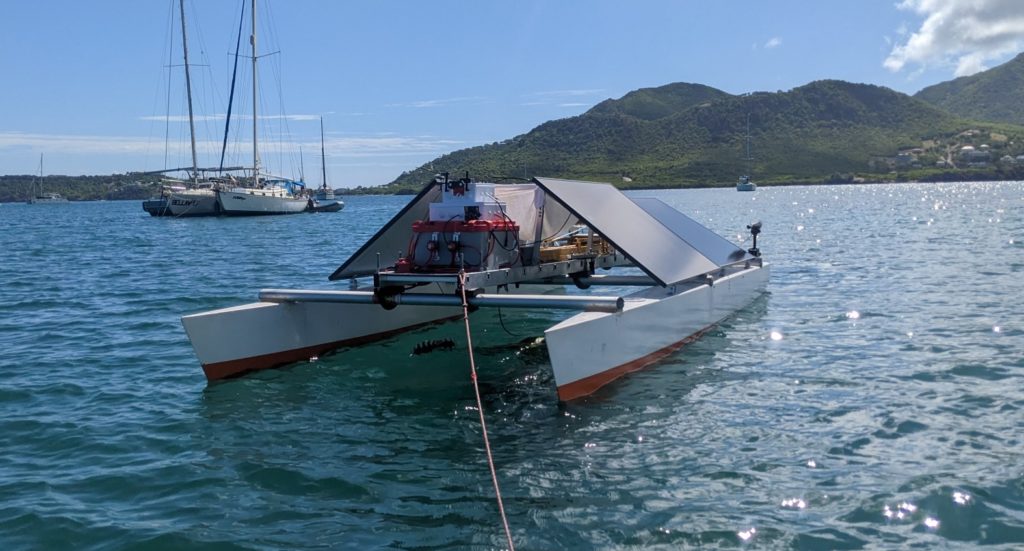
[
  {"xmin": 457, "ymin": 271, "xmax": 515, "ymax": 551},
  {"xmin": 163, "ymin": 0, "xmax": 175, "ymax": 171},
  {"xmin": 220, "ymin": 0, "xmax": 246, "ymax": 171},
  {"xmin": 539, "ymin": 212, "xmax": 575, "ymax": 243}
]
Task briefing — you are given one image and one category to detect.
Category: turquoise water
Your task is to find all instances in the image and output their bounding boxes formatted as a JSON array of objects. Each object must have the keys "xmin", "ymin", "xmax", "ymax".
[{"xmin": 1, "ymin": 182, "xmax": 1022, "ymax": 549}]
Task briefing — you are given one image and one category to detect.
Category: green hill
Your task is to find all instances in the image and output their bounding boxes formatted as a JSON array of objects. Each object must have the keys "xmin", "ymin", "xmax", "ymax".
[
  {"xmin": 587, "ymin": 82, "xmax": 732, "ymax": 120},
  {"xmin": 915, "ymin": 53, "xmax": 1024, "ymax": 125},
  {"xmin": 0, "ymin": 174, "xmax": 162, "ymax": 203},
  {"xmin": 378, "ymin": 79, "xmax": 1024, "ymax": 192}
]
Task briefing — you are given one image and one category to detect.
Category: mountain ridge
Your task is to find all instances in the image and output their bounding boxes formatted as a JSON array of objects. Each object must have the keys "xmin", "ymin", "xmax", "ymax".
[
  {"xmin": 376, "ymin": 76, "xmax": 1024, "ymax": 192},
  {"xmin": 914, "ymin": 52, "xmax": 1024, "ymax": 125}
]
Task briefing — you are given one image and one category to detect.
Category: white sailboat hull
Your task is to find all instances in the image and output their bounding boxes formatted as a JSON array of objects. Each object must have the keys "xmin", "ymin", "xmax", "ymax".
[
  {"xmin": 217, "ymin": 188, "xmax": 308, "ymax": 216},
  {"xmin": 168, "ymin": 189, "xmax": 219, "ymax": 216},
  {"xmin": 27, "ymin": 196, "xmax": 69, "ymax": 204},
  {"xmin": 545, "ymin": 263, "xmax": 769, "ymax": 400}
]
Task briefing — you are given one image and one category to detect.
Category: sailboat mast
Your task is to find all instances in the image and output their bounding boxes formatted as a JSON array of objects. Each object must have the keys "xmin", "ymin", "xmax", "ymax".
[
  {"xmin": 744, "ymin": 113, "xmax": 753, "ymax": 177},
  {"xmin": 219, "ymin": 1, "xmax": 246, "ymax": 172},
  {"xmin": 251, "ymin": 0, "xmax": 260, "ymax": 187},
  {"xmin": 320, "ymin": 117, "xmax": 327, "ymax": 189},
  {"xmin": 178, "ymin": 0, "xmax": 199, "ymax": 185}
]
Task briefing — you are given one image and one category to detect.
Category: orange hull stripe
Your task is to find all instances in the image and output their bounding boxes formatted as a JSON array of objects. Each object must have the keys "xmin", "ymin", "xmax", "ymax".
[
  {"xmin": 201, "ymin": 316, "xmax": 460, "ymax": 381},
  {"xmin": 556, "ymin": 324, "xmax": 713, "ymax": 401}
]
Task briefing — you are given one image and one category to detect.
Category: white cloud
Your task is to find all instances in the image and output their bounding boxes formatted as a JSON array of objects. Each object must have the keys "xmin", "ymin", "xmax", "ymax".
[
  {"xmin": 885, "ymin": 0, "xmax": 1024, "ymax": 76},
  {"xmin": 139, "ymin": 114, "xmax": 224, "ymax": 123},
  {"xmin": 520, "ymin": 89, "xmax": 604, "ymax": 107},
  {"xmin": 765, "ymin": 37, "xmax": 782, "ymax": 49},
  {"xmin": 524, "ymin": 88, "xmax": 605, "ymax": 98},
  {"xmin": 0, "ymin": 131, "xmax": 462, "ymax": 158},
  {"xmin": 388, "ymin": 97, "xmax": 487, "ymax": 109},
  {"xmin": 139, "ymin": 113, "xmax": 326, "ymax": 122},
  {"xmin": 0, "ymin": 131, "xmax": 163, "ymax": 155}
]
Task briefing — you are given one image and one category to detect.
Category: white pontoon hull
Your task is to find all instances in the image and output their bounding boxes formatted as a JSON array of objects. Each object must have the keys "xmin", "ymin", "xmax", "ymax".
[
  {"xmin": 545, "ymin": 263, "xmax": 769, "ymax": 400},
  {"xmin": 182, "ymin": 296, "xmax": 462, "ymax": 380},
  {"xmin": 182, "ymin": 264, "xmax": 767, "ymax": 398}
]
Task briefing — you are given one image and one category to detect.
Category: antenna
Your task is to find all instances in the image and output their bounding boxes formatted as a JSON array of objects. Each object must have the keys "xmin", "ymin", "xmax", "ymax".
[
  {"xmin": 320, "ymin": 116, "xmax": 328, "ymax": 190},
  {"xmin": 744, "ymin": 113, "xmax": 754, "ymax": 179}
]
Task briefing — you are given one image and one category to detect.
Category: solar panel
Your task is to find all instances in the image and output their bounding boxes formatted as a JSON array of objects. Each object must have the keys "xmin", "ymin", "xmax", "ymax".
[
  {"xmin": 533, "ymin": 178, "xmax": 720, "ymax": 285},
  {"xmin": 630, "ymin": 197, "xmax": 751, "ymax": 267},
  {"xmin": 330, "ymin": 177, "xmax": 743, "ymax": 286},
  {"xmin": 328, "ymin": 184, "xmax": 441, "ymax": 280}
]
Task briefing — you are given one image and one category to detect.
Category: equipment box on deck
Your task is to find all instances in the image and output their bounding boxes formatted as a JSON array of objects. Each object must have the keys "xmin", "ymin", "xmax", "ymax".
[{"xmin": 401, "ymin": 219, "xmax": 521, "ymax": 272}]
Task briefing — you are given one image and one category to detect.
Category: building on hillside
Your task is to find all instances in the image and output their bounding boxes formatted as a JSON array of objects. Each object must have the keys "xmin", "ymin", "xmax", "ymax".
[
  {"xmin": 895, "ymin": 153, "xmax": 915, "ymax": 169},
  {"xmin": 963, "ymin": 149, "xmax": 990, "ymax": 166}
]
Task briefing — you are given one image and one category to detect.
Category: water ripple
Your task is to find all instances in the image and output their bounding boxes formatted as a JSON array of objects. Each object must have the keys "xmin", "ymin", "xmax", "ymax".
[{"xmin": 1, "ymin": 185, "xmax": 1023, "ymax": 548}]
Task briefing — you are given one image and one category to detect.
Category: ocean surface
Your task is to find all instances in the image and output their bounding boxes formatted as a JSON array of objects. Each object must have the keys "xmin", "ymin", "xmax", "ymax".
[{"xmin": 1, "ymin": 182, "xmax": 1022, "ymax": 550}]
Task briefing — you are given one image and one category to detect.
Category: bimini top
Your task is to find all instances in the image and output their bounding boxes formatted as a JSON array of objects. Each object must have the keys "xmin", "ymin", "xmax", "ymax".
[{"xmin": 330, "ymin": 177, "xmax": 752, "ymax": 286}]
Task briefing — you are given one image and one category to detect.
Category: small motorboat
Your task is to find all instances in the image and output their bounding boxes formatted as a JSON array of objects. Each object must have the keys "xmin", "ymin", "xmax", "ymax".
[{"xmin": 181, "ymin": 175, "xmax": 768, "ymax": 400}]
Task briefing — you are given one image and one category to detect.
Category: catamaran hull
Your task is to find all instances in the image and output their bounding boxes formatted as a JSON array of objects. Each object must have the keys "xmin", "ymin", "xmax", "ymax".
[
  {"xmin": 182, "ymin": 298, "xmax": 462, "ymax": 380},
  {"xmin": 168, "ymin": 189, "xmax": 219, "ymax": 217},
  {"xmin": 217, "ymin": 190, "xmax": 308, "ymax": 216},
  {"xmin": 545, "ymin": 264, "xmax": 769, "ymax": 400},
  {"xmin": 182, "ymin": 264, "xmax": 767, "ymax": 399}
]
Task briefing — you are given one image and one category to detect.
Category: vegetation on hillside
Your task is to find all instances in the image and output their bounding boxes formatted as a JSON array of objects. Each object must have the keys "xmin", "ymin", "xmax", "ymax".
[
  {"xmin": 0, "ymin": 174, "xmax": 162, "ymax": 203},
  {"xmin": 375, "ymin": 79, "xmax": 1024, "ymax": 193},
  {"xmin": 915, "ymin": 53, "xmax": 1024, "ymax": 125}
]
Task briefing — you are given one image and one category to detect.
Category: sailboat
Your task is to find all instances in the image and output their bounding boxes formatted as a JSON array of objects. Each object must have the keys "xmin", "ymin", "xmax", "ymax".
[
  {"xmin": 141, "ymin": 0, "xmax": 221, "ymax": 217},
  {"xmin": 306, "ymin": 117, "xmax": 344, "ymax": 213},
  {"xmin": 165, "ymin": 0, "xmax": 222, "ymax": 217},
  {"xmin": 27, "ymin": 154, "xmax": 69, "ymax": 204},
  {"xmin": 216, "ymin": 0, "xmax": 308, "ymax": 216},
  {"xmin": 736, "ymin": 114, "xmax": 757, "ymax": 192}
]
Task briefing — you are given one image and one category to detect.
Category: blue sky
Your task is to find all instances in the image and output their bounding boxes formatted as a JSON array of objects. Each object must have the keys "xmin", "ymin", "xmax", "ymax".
[{"xmin": 2, "ymin": 0, "xmax": 1023, "ymax": 187}]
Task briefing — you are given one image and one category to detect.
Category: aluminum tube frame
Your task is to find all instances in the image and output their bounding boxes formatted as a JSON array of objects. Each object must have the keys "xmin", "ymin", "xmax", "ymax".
[{"xmin": 258, "ymin": 289, "xmax": 624, "ymax": 313}]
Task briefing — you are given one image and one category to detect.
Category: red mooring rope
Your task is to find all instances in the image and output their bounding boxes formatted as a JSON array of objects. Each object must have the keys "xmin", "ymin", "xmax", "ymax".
[{"xmin": 458, "ymin": 271, "xmax": 515, "ymax": 550}]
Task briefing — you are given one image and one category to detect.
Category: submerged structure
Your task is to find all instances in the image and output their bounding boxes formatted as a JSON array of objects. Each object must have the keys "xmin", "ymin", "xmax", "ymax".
[{"xmin": 181, "ymin": 176, "xmax": 768, "ymax": 400}]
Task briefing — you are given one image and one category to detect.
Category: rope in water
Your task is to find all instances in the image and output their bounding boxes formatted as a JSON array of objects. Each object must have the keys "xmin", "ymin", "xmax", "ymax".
[{"xmin": 458, "ymin": 270, "xmax": 515, "ymax": 550}]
